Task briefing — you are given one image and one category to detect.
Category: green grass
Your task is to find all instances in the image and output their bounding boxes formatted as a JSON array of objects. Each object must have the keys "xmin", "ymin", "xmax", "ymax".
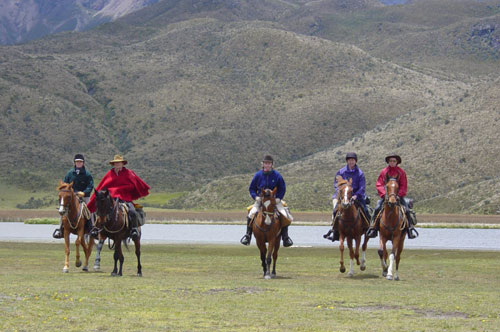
[
  {"xmin": 0, "ymin": 242, "xmax": 499, "ymax": 331},
  {"xmin": 136, "ymin": 192, "xmax": 185, "ymax": 208},
  {"xmin": 23, "ymin": 218, "xmax": 59, "ymax": 225},
  {"xmin": 0, "ymin": 183, "xmax": 53, "ymax": 210}
]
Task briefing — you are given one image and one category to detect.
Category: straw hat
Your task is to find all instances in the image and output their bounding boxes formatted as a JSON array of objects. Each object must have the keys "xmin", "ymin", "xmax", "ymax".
[{"xmin": 109, "ymin": 154, "xmax": 128, "ymax": 165}]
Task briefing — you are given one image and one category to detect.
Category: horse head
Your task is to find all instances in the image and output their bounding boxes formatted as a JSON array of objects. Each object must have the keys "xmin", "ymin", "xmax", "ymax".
[
  {"xmin": 260, "ymin": 187, "xmax": 277, "ymax": 226},
  {"xmin": 94, "ymin": 188, "xmax": 114, "ymax": 222},
  {"xmin": 384, "ymin": 175, "xmax": 400, "ymax": 207},
  {"xmin": 57, "ymin": 180, "xmax": 74, "ymax": 216},
  {"xmin": 336, "ymin": 176, "xmax": 353, "ymax": 209}
]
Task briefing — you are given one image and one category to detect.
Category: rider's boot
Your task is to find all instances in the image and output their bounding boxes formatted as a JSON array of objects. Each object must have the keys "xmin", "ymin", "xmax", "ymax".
[
  {"xmin": 366, "ymin": 214, "xmax": 379, "ymax": 238},
  {"xmin": 406, "ymin": 211, "xmax": 419, "ymax": 239},
  {"xmin": 90, "ymin": 226, "xmax": 100, "ymax": 239},
  {"xmin": 281, "ymin": 226, "xmax": 293, "ymax": 247},
  {"xmin": 52, "ymin": 225, "xmax": 64, "ymax": 239},
  {"xmin": 240, "ymin": 217, "xmax": 253, "ymax": 246},
  {"xmin": 129, "ymin": 213, "xmax": 140, "ymax": 241},
  {"xmin": 52, "ymin": 219, "xmax": 64, "ymax": 239}
]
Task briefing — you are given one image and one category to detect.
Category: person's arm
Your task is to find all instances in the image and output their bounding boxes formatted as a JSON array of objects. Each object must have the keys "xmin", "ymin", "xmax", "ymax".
[
  {"xmin": 249, "ymin": 173, "xmax": 259, "ymax": 200},
  {"xmin": 276, "ymin": 174, "xmax": 286, "ymax": 200},
  {"xmin": 398, "ymin": 169, "xmax": 408, "ymax": 198},
  {"xmin": 376, "ymin": 169, "xmax": 386, "ymax": 198},
  {"xmin": 354, "ymin": 171, "xmax": 366, "ymax": 199},
  {"xmin": 83, "ymin": 172, "xmax": 94, "ymax": 196}
]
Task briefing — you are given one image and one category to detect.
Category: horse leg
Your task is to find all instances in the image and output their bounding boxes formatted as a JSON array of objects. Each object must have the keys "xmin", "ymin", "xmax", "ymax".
[
  {"xmin": 135, "ymin": 238, "xmax": 142, "ymax": 277},
  {"xmin": 387, "ymin": 247, "xmax": 395, "ymax": 280},
  {"xmin": 360, "ymin": 234, "xmax": 369, "ymax": 271},
  {"xmin": 271, "ymin": 239, "xmax": 279, "ymax": 278},
  {"xmin": 74, "ymin": 231, "xmax": 82, "ymax": 268},
  {"xmin": 347, "ymin": 237, "xmax": 355, "ymax": 277},
  {"xmin": 94, "ymin": 239, "xmax": 105, "ymax": 271},
  {"xmin": 63, "ymin": 229, "xmax": 70, "ymax": 273},
  {"xmin": 80, "ymin": 230, "xmax": 92, "ymax": 271},
  {"xmin": 394, "ymin": 235, "xmax": 405, "ymax": 281},
  {"xmin": 265, "ymin": 242, "xmax": 273, "ymax": 280},
  {"xmin": 378, "ymin": 239, "xmax": 388, "ymax": 277},
  {"xmin": 256, "ymin": 239, "xmax": 267, "ymax": 277},
  {"xmin": 339, "ymin": 234, "xmax": 346, "ymax": 273},
  {"xmin": 111, "ymin": 240, "xmax": 120, "ymax": 276}
]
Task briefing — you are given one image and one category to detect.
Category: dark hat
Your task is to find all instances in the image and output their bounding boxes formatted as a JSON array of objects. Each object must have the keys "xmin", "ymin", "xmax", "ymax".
[
  {"xmin": 262, "ymin": 155, "xmax": 274, "ymax": 163},
  {"xmin": 345, "ymin": 152, "xmax": 358, "ymax": 162},
  {"xmin": 385, "ymin": 154, "xmax": 402, "ymax": 164},
  {"xmin": 74, "ymin": 154, "xmax": 85, "ymax": 162}
]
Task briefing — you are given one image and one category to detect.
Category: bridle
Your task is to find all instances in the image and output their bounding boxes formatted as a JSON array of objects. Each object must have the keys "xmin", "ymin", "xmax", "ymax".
[
  {"xmin": 58, "ymin": 188, "xmax": 85, "ymax": 229},
  {"xmin": 255, "ymin": 189, "xmax": 276, "ymax": 233},
  {"xmin": 95, "ymin": 191, "xmax": 126, "ymax": 234}
]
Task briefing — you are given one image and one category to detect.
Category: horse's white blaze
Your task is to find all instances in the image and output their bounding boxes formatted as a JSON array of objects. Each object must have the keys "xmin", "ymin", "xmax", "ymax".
[
  {"xmin": 265, "ymin": 215, "xmax": 272, "ymax": 225},
  {"xmin": 263, "ymin": 200, "xmax": 271, "ymax": 208},
  {"xmin": 58, "ymin": 197, "xmax": 65, "ymax": 213},
  {"xmin": 343, "ymin": 187, "xmax": 348, "ymax": 203}
]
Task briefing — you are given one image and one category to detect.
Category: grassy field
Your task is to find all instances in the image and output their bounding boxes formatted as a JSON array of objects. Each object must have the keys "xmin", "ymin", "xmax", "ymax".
[{"xmin": 0, "ymin": 242, "xmax": 499, "ymax": 331}]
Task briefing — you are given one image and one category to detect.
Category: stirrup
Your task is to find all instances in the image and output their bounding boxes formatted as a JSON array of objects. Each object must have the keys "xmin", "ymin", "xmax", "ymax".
[
  {"xmin": 52, "ymin": 229, "xmax": 63, "ymax": 239},
  {"xmin": 240, "ymin": 234, "xmax": 251, "ymax": 246},
  {"xmin": 407, "ymin": 227, "xmax": 419, "ymax": 239},
  {"xmin": 130, "ymin": 228, "xmax": 140, "ymax": 241},
  {"xmin": 366, "ymin": 228, "xmax": 378, "ymax": 238},
  {"xmin": 283, "ymin": 237, "xmax": 293, "ymax": 247},
  {"xmin": 90, "ymin": 227, "xmax": 99, "ymax": 239}
]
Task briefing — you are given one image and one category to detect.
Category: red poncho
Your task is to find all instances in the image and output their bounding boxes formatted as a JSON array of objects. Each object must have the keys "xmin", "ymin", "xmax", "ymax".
[
  {"xmin": 375, "ymin": 166, "xmax": 408, "ymax": 198},
  {"xmin": 88, "ymin": 167, "xmax": 150, "ymax": 213}
]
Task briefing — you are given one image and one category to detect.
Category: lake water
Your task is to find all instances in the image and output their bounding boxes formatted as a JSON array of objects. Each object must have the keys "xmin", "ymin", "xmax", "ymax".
[{"xmin": 1, "ymin": 222, "xmax": 500, "ymax": 250}]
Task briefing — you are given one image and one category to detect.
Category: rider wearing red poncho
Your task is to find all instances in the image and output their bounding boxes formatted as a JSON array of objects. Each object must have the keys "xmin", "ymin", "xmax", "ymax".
[
  {"xmin": 366, "ymin": 153, "xmax": 418, "ymax": 239},
  {"xmin": 88, "ymin": 154, "xmax": 150, "ymax": 240}
]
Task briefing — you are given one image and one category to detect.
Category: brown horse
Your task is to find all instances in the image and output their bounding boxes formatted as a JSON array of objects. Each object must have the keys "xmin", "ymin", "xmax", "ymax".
[
  {"xmin": 57, "ymin": 181, "xmax": 94, "ymax": 273},
  {"xmin": 377, "ymin": 175, "xmax": 407, "ymax": 280},
  {"xmin": 94, "ymin": 188, "xmax": 142, "ymax": 276},
  {"xmin": 252, "ymin": 187, "xmax": 281, "ymax": 279},
  {"xmin": 336, "ymin": 176, "xmax": 370, "ymax": 276}
]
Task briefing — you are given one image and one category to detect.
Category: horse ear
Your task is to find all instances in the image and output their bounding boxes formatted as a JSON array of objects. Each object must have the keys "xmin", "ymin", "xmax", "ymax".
[
  {"xmin": 272, "ymin": 187, "xmax": 277, "ymax": 196},
  {"xmin": 395, "ymin": 173, "xmax": 400, "ymax": 181},
  {"xmin": 68, "ymin": 181, "xmax": 73, "ymax": 189},
  {"xmin": 348, "ymin": 178, "xmax": 353, "ymax": 184},
  {"xmin": 385, "ymin": 173, "xmax": 390, "ymax": 183},
  {"xmin": 336, "ymin": 175, "xmax": 343, "ymax": 183}
]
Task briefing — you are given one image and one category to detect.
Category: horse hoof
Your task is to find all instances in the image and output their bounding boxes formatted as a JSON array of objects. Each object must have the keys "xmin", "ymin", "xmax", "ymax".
[
  {"xmin": 137, "ymin": 273, "xmax": 142, "ymax": 277},
  {"xmin": 271, "ymin": 273, "xmax": 276, "ymax": 279},
  {"xmin": 360, "ymin": 265, "xmax": 366, "ymax": 271},
  {"xmin": 82, "ymin": 266, "xmax": 88, "ymax": 272},
  {"xmin": 264, "ymin": 274, "xmax": 271, "ymax": 280},
  {"xmin": 75, "ymin": 261, "xmax": 82, "ymax": 268},
  {"xmin": 111, "ymin": 272, "xmax": 117, "ymax": 276},
  {"xmin": 340, "ymin": 267, "xmax": 346, "ymax": 273},
  {"xmin": 93, "ymin": 265, "xmax": 100, "ymax": 272},
  {"xmin": 394, "ymin": 276, "xmax": 400, "ymax": 281},
  {"xmin": 386, "ymin": 275, "xmax": 393, "ymax": 280},
  {"xmin": 347, "ymin": 272, "xmax": 354, "ymax": 277},
  {"xmin": 63, "ymin": 267, "xmax": 69, "ymax": 273},
  {"xmin": 382, "ymin": 271, "xmax": 387, "ymax": 277}
]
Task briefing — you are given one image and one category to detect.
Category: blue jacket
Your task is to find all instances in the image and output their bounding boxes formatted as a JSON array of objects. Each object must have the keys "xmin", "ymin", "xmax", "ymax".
[
  {"xmin": 332, "ymin": 165, "xmax": 366, "ymax": 200},
  {"xmin": 249, "ymin": 169, "xmax": 286, "ymax": 200},
  {"xmin": 63, "ymin": 167, "xmax": 94, "ymax": 197}
]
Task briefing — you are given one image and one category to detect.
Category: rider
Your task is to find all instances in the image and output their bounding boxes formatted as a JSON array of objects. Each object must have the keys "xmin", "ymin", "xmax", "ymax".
[
  {"xmin": 240, "ymin": 155, "xmax": 294, "ymax": 247},
  {"xmin": 53, "ymin": 154, "xmax": 94, "ymax": 239},
  {"xmin": 324, "ymin": 152, "xmax": 371, "ymax": 242},
  {"xmin": 87, "ymin": 154, "xmax": 150, "ymax": 241},
  {"xmin": 366, "ymin": 153, "xmax": 418, "ymax": 239}
]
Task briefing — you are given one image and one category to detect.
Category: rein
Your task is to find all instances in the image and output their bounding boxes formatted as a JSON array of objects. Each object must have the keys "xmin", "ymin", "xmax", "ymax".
[
  {"xmin": 59, "ymin": 189, "xmax": 87, "ymax": 230},
  {"xmin": 96, "ymin": 195, "xmax": 128, "ymax": 234}
]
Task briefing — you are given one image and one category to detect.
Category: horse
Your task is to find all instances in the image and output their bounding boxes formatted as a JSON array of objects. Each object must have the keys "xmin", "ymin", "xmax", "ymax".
[
  {"xmin": 252, "ymin": 187, "xmax": 281, "ymax": 279},
  {"xmin": 57, "ymin": 181, "xmax": 94, "ymax": 273},
  {"xmin": 94, "ymin": 188, "xmax": 142, "ymax": 277},
  {"xmin": 377, "ymin": 174, "xmax": 407, "ymax": 280},
  {"xmin": 336, "ymin": 176, "xmax": 369, "ymax": 276}
]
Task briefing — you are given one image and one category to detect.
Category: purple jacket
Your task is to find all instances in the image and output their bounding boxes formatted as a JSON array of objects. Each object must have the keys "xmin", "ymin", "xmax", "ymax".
[
  {"xmin": 332, "ymin": 165, "xmax": 366, "ymax": 200},
  {"xmin": 249, "ymin": 169, "xmax": 286, "ymax": 200}
]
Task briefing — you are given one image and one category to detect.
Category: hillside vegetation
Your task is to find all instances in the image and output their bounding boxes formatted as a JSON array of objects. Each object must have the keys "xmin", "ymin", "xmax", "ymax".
[{"xmin": 0, "ymin": 0, "xmax": 498, "ymax": 213}]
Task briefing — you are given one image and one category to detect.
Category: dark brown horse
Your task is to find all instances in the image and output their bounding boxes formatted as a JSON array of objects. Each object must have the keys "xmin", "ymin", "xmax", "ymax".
[
  {"xmin": 94, "ymin": 188, "xmax": 142, "ymax": 277},
  {"xmin": 336, "ymin": 176, "xmax": 370, "ymax": 276},
  {"xmin": 252, "ymin": 187, "xmax": 281, "ymax": 279},
  {"xmin": 377, "ymin": 175, "xmax": 407, "ymax": 280},
  {"xmin": 57, "ymin": 181, "xmax": 94, "ymax": 273}
]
